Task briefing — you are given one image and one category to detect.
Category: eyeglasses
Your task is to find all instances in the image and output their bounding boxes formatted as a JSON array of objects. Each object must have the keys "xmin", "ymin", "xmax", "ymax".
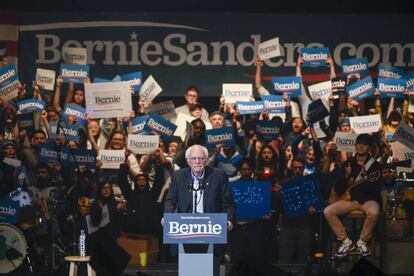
[{"xmin": 189, "ymin": 157, "xmax": 207, "ymax": 162}]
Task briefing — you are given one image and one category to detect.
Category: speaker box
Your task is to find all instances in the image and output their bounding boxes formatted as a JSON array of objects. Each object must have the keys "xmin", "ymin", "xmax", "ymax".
[{"xmin": 386, "ymin": 242, "xmax": 414, "ymax": 274}]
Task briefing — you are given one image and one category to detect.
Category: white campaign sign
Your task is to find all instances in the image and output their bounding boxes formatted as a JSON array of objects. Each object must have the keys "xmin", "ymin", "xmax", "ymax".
[
  {"xmin": 62, "ymin": 47, "xmax": 87, "ymax": 65},
  {"xmin": 308, "ymin": 81, "xmax": 332, "ymax": 100},
  {"xmin": 36, "ymin": 68, "xmax": 55, "ymax": 91},
  {"xmin": 258, "ymin": 37, "xmax": 281, "ymax": 60},
  {"xmin": 127, "ymin": 134, "xmax": 159, "ymax": 154},
  {"xmin": 222, "ymin": 83, "xmax": 252, "ymax": 104},
  {"xmin": 391, "ymin": 141, "xmax": 414, "ymax": 161},
  {"xmin": 140, "ymin": 75, "xmax": 163, "ymax": 106},
  {"xmin": 97, "ymin": 150, "xmax": 125, "ymax": 169},
  {"xmin": 394, "ymin": 121, "xmax": 414, "ymax": 151},
  {"xmin": 85, "ymin": 82, "xmax": 132, "ymax": 119},
  {"xmin": 174, "ymin": 112, "xmax": 198, "ymax": 141},
  {"xmin": 349, "ymin": 114, "xmax": 381, "ymax": 134},
  {"xmin": 86, "ymin": 204, "xmax": 110, "ymax": 234},
  {"xmin": 334, "ymin": 132, "xmax": 358, "ymax": 152}
]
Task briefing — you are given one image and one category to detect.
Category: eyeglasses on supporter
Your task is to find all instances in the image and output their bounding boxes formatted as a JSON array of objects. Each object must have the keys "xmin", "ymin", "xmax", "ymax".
[{"xmin": 189, "ymin": 157, "xmax": 207, "ymax": 161}]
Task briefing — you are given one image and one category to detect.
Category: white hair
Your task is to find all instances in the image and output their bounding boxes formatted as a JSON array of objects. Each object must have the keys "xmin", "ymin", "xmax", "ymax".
[{"xmin": 185, "ymin": 145, "xmax": 208, "ymax": 160}]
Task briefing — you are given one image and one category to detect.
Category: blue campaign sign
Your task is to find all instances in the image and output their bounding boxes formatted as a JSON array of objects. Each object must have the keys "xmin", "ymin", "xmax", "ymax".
[
  {"xmin": 378, "ymin": 63, "xmax": 404, "ymax": 79},
  {"xmin": 278, "ymin": 174, "xmax": 321, "ymax": 219},
  {"xmin": 130, "ymin": 115, "xmax": 149, "ymax": 134},
  {"xmin": 49, "ymin": 121, "xmax": 80, "ymax": 142},
  {"xmin": 300, "ymin": 47, "xmax": 329, "ymax": 67},
  {"xmin": 262, "ymin": 95, "xmax": 285, "ymax": 113},
  {"xmin": 205, "ymin": 127, "xmax": 235, "ymax": 149},
  {"xmin": 163, "ymin": 213, "xmax": 227, "ymax": 244},
  {"xmin": 16, "ymin": 113, "xmax": 35, "ymax": 133},
  {"xmin": 378, "ymin": 78, "xmax": 406, "ymax": 99},
  {"xmin": 341, "ymin": 57, "xmax": 369, "ymax": 77},
  {"xmin": 17, "ymin": 99, "xmax": 46, "ymax": 113},
  {"xmin": 346, "ymin": 75, "xmax": 376, "ymax": 101},
  {"xmin": 63, "ymin": 103, "xmax": 87, "ymax": 125},
  {"xmin": 236, "ymin": 100, "xmax": 264, "ymax": 115},
  {"xmin": 121, "ymin": 71, "xmax": 142, "ymax": 93},
  {"xmin": 256, "ymin": 120, "xmax": 282, "ymax": 141},
  {"xmin": 38, "ymin": 143, "xmax": 62, "ymax": 164},
  {"xmin": 0, "ymin": 63, "xmax": 18, "ymax": 88},
  {"xmin": 94, "ymin": 77, "xmax": 111, "ymax": 83},
  {"xmin": 230, "ymin": 181, "xmax": 271, "ymax": 220},
  {"xmin": 60, "ymin": 63, "xmax": 89, "ymax": 83},
  {"xmin": 144, "ymin": 113, "xmax": 177, "ymax": 141},
  {"xmin": 68, "ymin": 148, "xmax": 97, "ymax": 169},
  {"xmin": 0, "ymin": 199, "xmax": 20, "ymax": 224},
  {"xmin": 271, "ymin": 76, "xmax": 302, "ymax": 97},
  {"xmin": 403, "ymin": 71, "xmax": 414, "ymax": 91}
]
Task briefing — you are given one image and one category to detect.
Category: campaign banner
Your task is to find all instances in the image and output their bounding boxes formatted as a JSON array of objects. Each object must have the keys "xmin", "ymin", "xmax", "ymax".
[
  {"xmin": 85, "ymin": 81, "xmax": 132, "ymax": 119},
  {"xmin": 334, "ymin": 132, "xmax": 358, "ymax": 152},
  {"xmin": 331, "ymin": 77, "xmax": 346, "ymax": 98},
  {"xmin": 127, "ymin": 134, "xmax": 159, "ymax": 154},
  {"xmin": 308, "ymin": 80, "xmax": 332, "ymax": 100},
  {"xmin": 121, "ymin": 71, "xmax": 142, "ymax": 94},
  {"xmin": 256, "ymin": 120, "xmax": 282, "ymax": 141},
  {"xmin": 404, "ymin": 71, "xmax": 414, "ymax": 91},
  {"xmin": 391, "ymin": 141, "xmax": 414, "ymax": 161},
  {"xmin": 0, "ymin": 199, "xmax": 20, "ymax": 224},
  {"xmin": 62, "ymin": 47, "xmax": 87, "ymax": 65},
  {"xmin": 271, "ymin": 76, "xmax": 302, "ymax": 97},
  {"xmin": 0, "ymin": 63, "xmax": 18, "ymax": 88},
  {"xmin": 36, "ymin": 68, "xmax": 55, "ymax": 91},
  {"xmin": 17, "ymin": 99, "xmax": 46, "ymax": 113},
  {"xmin": 378, "ymin": 77, "xmax": 406, "ymax": 99},
  {"xmin": 394, "ymin": 122, "xmax": 414, "ymax": 151},
  {"xmin": 16, "ymin": 113, "xmax": 34, "ymax": 133},
  {"xmin": 346, "ymin": 76, "xmax": 376, "ymax": 101},
  {"xmin": 258, "ymin": 37, "xmax": 281, "ymax": 60},
  {"xmin": 130, "ymin": 115, "xmax": 149, "ymax": 134},
  {"xmin": 230, "ymin": 181, "xmax": 271, "ymax": 219},
  {"xmin": 278, "ymin": 174, "xmax": 321, "ymax": 218},
  {"xmin": 146, "ymin": 100, "xmax": 176, "ymax": 120},
  {"xmin": 205, "ymin": 127, "xmax": 235, "ymax": 148},
  {"xmin": 262, "ymin": 95, "xmax": 285, "ymax": 113},
  {"xmin": 341, "ymin": 57, "xmax": 369, "ymax": 76},
  {"xmin": 377, "ymin": 63, "xmax": 404, "ymax": 79},
  {"xmin": 163, "ymin": 213, "xmax": 227, "ymax": 244},
  {"xmin": 60, "ymin": 63, "xmax": 89, "ymax": 83},
  {"xmin": 300, "ymin": 47, "xmax": 329, "ymax": 67},
  {"xmin": 49, "ymin": 121, "xmax": 80, "ymax": 142},
  {"xmin": 222, "ymin": 83, "xmax": 252, "ymax": 103},
  {"xmin": 140, "ymin": 75, "xmax": 163, "ymax": 105},
  {"xmin": 236, "ymin": 100, "xmax": 264, "ymax": 115},
  {"xmin": 144, "ymin": 113, "xmax": 177, "ymax": 141},
  {"xmin": 97, "ymin": 149, "xmax": 125, "ymax": 169},
  {"xmin": 62, "ymin": 103, "xmax": 87, "ymax": 126},
  {"xmin": 349, "ymin": 114, "xmax": 381, "ymax": 134},
  {"xmin": 0, "ymin": 79, "xmax": 20, "ymax": 101}
]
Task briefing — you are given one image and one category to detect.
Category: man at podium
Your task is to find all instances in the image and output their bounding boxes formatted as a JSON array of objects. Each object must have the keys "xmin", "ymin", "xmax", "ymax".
[{"xmin": 164, "ymin": 144, "xmax": 235, "ymax": 228}]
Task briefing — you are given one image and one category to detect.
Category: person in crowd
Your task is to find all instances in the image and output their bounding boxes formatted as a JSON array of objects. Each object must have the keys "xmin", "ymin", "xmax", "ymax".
[
  {"xmin": 174, "ymin": 86, "xmax": 209, "ymax": 121},
  {"xmin": 324, "ymin": 134, "xmax": 382, "ymax": 258}
]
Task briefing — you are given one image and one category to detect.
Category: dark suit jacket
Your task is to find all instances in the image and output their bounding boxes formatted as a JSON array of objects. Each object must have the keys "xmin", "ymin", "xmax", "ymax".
[{"xmin": 164, "ymin": 166, "xmax": 235, "ymax": 222}]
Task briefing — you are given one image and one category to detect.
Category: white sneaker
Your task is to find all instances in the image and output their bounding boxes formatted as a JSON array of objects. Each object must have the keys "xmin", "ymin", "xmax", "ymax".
[
  {"xmin": 356, "ymin": 239, "xmax": 371, "ymax": 256},
  {"xmin": 335, "ymin": 238, "xmax": 354, "ymax": 258}
]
